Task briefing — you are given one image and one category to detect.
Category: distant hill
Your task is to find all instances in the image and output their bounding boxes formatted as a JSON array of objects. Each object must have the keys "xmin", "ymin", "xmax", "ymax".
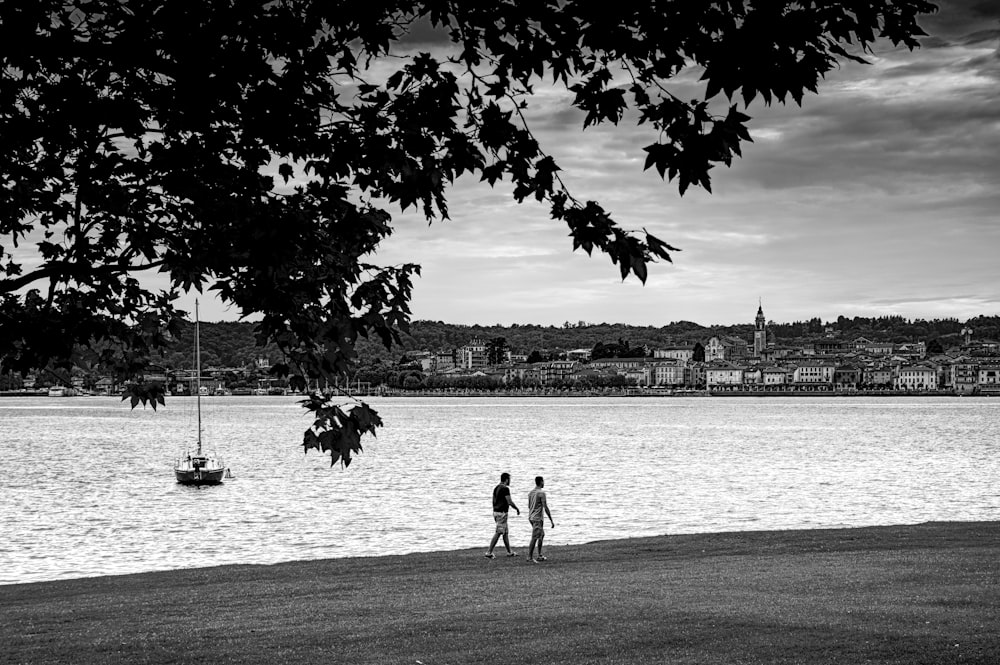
[{"xmin": 163, "ymin": 315, "xmax": 1000, "ymax": 368}]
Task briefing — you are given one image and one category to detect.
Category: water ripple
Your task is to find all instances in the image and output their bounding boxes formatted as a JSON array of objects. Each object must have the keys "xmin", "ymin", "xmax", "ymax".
[{"xmin": 1, "ymin": 395, "xmax": 998, "ymax": 584}]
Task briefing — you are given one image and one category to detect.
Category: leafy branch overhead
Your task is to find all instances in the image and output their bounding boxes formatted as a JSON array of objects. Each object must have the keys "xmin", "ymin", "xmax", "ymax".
[
  {"xmin": 0, "ymin": 1, "xmax": 934, "ymax": 466},
  {"xmin": 300, "ymin": 394, "xmax": 383, "ymax": 468}
]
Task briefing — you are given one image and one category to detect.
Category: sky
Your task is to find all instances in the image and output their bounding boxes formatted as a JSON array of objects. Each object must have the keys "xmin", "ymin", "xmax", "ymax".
[
  {"xmin": 307, "ymin": 0, "xmax": 998, "ymax": 329},
  {"xmin": 24, "ymin": 1, "xmax": 994, "ymax": 328}
]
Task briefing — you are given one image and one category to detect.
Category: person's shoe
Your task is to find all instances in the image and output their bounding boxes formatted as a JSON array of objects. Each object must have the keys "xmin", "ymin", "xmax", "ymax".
[
  {"xmin": 484, "ymin": 553, "xmax": 496, "ymax": 559},
  {"xmin": 536, "ymin": 556, "xmax": 547, "ymax": 561},
  {"xmin": 526, "ymin": 558, "xmax": 537, "ymax": 564},
  {"xmin": 506, "ymin": 552, "xmax": 519, "ymax": 557}
]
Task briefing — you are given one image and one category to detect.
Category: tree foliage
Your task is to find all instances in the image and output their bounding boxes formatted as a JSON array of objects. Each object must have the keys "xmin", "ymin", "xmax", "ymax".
[
  {"xmin": 692, "ymin": 342, "xmax": 706, "ymax": 363},
  {"xmin": 485, "ymin": 337, "xmax": 508, "ymax": 366},
  {"xmin": 1, "ymin": 0, "xmax": 934, "ymax": 466}
]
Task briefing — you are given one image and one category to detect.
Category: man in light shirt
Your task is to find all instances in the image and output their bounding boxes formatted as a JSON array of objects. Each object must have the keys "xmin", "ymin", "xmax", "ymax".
[{"xmin": 526, "ymin": 476, "xmax": 554, "ymax": 563}]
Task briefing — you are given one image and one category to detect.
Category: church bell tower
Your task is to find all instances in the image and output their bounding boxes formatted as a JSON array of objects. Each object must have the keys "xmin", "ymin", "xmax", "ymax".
[{"xmin": 754, "ymin": 300, "xmax": 767, "ymax": 357}]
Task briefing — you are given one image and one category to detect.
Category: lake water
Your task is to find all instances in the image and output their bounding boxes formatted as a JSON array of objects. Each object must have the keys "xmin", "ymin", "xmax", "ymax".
[{"xmin": 1, "ymin": 395, "xmax": 997, "ymax": 585}]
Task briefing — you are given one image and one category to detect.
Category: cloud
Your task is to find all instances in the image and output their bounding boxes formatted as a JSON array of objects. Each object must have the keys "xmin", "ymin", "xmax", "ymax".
[
  {"xmin": 50, "ymin": 2, "xmax": 1000, "ymax": 328},
  {"xmin": 918, "ymin": 0, "xmax": 1000, "ymax": 43},
  {"xmin": 176, "ymin": 2, "xmax": 1000, "ymax": 326}
]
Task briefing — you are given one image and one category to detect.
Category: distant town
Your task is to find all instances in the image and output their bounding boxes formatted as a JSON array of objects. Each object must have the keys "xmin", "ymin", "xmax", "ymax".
[
  {"xmin": 9, "ymin": 305, "xmax": 999, "ymax": 398},
  {"xmin": 386, "ymin": 304, "xmax": 999, "ymax": 396}
]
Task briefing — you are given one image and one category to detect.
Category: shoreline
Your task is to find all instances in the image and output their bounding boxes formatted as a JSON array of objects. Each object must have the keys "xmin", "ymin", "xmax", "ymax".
[
  {"xmin": 5, "ymin": 521, "xmax": 998, "ymax": 664},
  {"xmin": 5, "ymin": 390, "xmax": 994, "ymax": 399},
  {"xmin": 3, "ymin": 518, "xmax": 993, "ymax": 589}
]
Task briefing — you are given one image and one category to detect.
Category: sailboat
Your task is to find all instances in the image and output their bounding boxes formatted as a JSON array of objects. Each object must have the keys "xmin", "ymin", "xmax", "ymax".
[{"xmin": 174, "ymin": 300, "xmax": 230, "ymax": 485}]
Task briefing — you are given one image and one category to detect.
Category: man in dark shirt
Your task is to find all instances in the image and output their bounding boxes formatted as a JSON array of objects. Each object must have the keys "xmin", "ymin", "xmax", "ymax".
[{"xmin": 485, "ymin": 472, "xmax": 520, "ymax": 558}]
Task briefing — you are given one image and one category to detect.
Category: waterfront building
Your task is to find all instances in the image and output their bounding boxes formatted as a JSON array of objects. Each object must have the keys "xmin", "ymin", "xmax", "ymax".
[
  {"xmin": 978, "ymin": 361, "xmax": 1000, "ymax": 395},
  {"xmin": 793, "ymin": 360, "xmax": 835, "ymax": 387},
  {"xmin": 686, "ymin": 362, "xmax": 707, "ymax": 389},
  {"xmin": 834, "ymin": 363, "xmax": 861, "ymax": 390},
  {"xmin": 706, "ymin": 360, "xmax": 744, "ymax": 390},
  {"xmin": 927, "ymin": 358, "xmax": 952, "ymax": 391},
  {"xmin": 622, "ymin": 366, "xmax": 650, "ymax": 386},
  {"xmin": 863, "ymin": 365, "xmax": 893, "ymax": 388},
  {"xmin": 504, "ymin": 362, "xmax": 541, "ymax": 386},
  {"xmin": 651, "ymin": 359, "xmax": 685, "ymax": 386},
  {"xmin": 95, "ymin": 377, "xmax": 116, "ymax": 395},
  {"xmin": 742, "ymin": 366, "xmax": 763, "ymax": 388},
  {"xmin": 895, "ymin": 364, "xmax": 938, "ymax": 391},
  {"xmin": 951, "ymin": 358, "xmax": 979, "ymax": 395},
  {"xmin": 540, "ymin": 360, "xmax": 578, "ymax": 385},
  {"xmin": 762, "ymin": 366, "xmax": 791, "ymax": 388}
]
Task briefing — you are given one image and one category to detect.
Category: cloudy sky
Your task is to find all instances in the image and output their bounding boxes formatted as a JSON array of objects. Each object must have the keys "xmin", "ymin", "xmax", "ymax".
[
  {"xmin": 181, "ymin": 2, "xmax": 997, "ymax": 326},
  {"xmin": 336, "ymin": 0, "xmax": 999, "ymax": 329}
]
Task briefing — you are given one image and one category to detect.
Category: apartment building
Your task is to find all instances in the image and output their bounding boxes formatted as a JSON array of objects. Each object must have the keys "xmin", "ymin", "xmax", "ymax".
[
  {"xmin": 863, "ymin": 366, "xmax": 893, "ymax": 387},
  {"xmin": 951, "ymin": 358, "xmax": 979, "ymax": 395},
  {"xmin": 706, "ymin": 360, "xmax": 744, "ymax": 389},
  {"xmin": 459, "ymin": 338, "xmax": 488, "ymax": 370},
  {"xmin": 793, "ymin": 361, "xmax": 835, "ymax": 385},
  {"xmin": 833, "ymin": 364, "xmax": 861, "ymax": 390},
  {"xmin": 978, "ymin": 361, "xmax": 1000, "ymax": 395},
  {"xmin": 762, "ymin": 366, "xmax": 792, "ymax": 387},
  {"xmin": 540, "ymin": 360, "xmax": 578, "ymax": 385},
  {"xmin": 742, "ymin": 366, "xmax": 762, "ymax": 387},
  {"xmin": 651, "ymin": 359, "xmax": 685, "ymax": 386},
  {"xmin": 895, "ymin": 364, "xmax": 938, "ymax": 390}
]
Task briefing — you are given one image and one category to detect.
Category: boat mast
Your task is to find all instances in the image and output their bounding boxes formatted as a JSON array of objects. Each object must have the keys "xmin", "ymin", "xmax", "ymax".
[{"xmin": 196, "ymin": 299, "xmax": 202, "ymax": 454}]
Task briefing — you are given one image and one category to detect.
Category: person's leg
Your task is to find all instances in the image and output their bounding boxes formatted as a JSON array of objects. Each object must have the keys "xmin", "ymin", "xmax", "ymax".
[
  {"xmin": 537, "ymin": 530, "xmax": 545, "ymax": 559},
  {"xmin": 487, "ymin": 513, "xmax": 505, "ymax": 556},
  {"xmin": 502, "ymin": 532, "xmax": 513, "ymax": 554},
  {"xmin": 487, "ymin": 531, "xmax": 500, "ymax": 555},
  {"xmin": 527, "ymin": 521, "xmax": 541, "ymax": 561}
]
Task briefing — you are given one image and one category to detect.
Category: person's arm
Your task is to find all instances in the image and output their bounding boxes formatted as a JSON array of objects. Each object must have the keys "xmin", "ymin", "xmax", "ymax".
[
  {"xmin": 543, "ymin": 494, "xmax": 553, "ymax": 527},
  {"xmin": 506, "ymin": 493, "xmax": 520, "ymax": 515}
]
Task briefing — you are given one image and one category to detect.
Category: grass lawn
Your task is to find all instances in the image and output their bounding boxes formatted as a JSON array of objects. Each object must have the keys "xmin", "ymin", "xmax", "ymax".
[{"xmin": 2, "ymin": 521, "xmax": 997, "ymax": 664}]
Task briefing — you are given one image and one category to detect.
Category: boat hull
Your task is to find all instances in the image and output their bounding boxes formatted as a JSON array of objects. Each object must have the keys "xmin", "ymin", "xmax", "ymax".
[
  {"xmin": 174, "ymin": 453, "xmax": 228, "ymax": 486},
  {"xmin": 174, "ymin": 467, "xmax": 226, "ymax": 485}
]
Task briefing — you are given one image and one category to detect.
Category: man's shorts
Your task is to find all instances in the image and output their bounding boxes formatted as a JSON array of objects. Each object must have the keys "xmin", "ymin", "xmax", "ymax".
[
  {"xmin": 530, "ymin": 518, "xmax": 544, "ymax": 538},
  {"xmin": 493, "ymin": 511, "xmax": 509, "ymax": 534}
]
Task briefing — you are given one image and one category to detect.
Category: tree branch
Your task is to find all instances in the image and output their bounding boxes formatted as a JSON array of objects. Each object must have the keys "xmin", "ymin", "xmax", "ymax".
[{"xmin": 0, "ymin": 259, "xmax": 165, "ymax": 295}]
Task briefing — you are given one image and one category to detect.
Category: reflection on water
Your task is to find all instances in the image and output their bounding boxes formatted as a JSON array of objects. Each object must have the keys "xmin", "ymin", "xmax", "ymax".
[{"xmin": 1, "ymin": 395, "xmax": 997, "ymax": 584}]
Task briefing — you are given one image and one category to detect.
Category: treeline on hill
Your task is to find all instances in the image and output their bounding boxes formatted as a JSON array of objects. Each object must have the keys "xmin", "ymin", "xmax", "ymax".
[
  {"xmin": 155, "ymin": 320, "xmax": 279, "ymax": 370},
  {"xmin": 159, "ymin": 316, "xmax": 1000, "ymax": 369}
]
